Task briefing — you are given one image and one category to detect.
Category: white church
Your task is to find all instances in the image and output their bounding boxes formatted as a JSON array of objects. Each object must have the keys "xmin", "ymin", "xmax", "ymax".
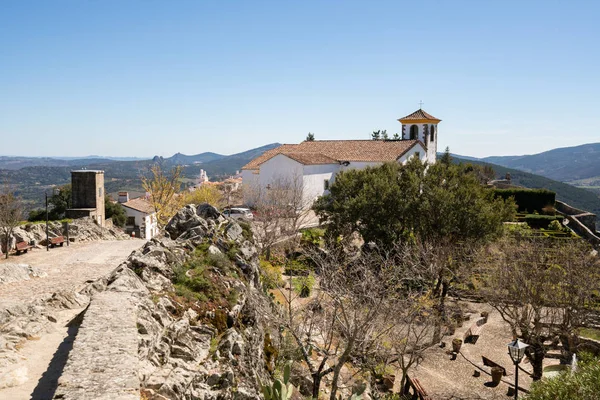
[{"xmin": 241, "ymin": 109, "xmax": 441, "ymax": 207}]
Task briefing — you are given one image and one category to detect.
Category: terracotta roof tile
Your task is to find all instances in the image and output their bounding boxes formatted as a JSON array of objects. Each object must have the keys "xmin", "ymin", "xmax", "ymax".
[
  {"xmin": 398, "ymin": 109, "xmax": 441, "ymax": 122},
  {"xmin": 122, "ymin": 197, "xmax": 155, "ymax": 214},
  {"xmin": 241, "ymin": 140, "xmax": 422, "ymax": 169},
  {"xmin": 282, "ymin": 152, "xmax": 338, "ymax": 165}
]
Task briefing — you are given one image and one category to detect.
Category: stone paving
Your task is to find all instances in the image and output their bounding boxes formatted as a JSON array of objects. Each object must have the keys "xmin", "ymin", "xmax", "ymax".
[
  {"xmin": 0, "ymin": 240, "xmax": 144, "ymax": 310},
  {"xmin": 52, "ymin": 291, "xmax": 140, "ymax": 400}
]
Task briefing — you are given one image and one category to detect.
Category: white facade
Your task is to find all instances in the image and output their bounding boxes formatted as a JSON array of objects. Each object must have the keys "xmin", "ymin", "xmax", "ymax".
[
  {"xmin": 244, "ymin": 142, "xmax": 428, "ymax": 208},
  {"xmin": 401, "ymin": 122, "xmax": 438, "ymax": 162},
  {"xmin": 123, "ymin": 206, "xmax": 159, "ymax": 239}
]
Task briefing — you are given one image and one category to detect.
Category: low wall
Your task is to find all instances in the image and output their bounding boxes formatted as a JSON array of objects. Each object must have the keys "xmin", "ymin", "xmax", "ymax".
[
  {"xmin": 53, "ymin": 290, "xmax": 140, "ymax": 400},
  {"xmin": 555, "ymin": 201, "xmax": 600, "ymax": 246}
]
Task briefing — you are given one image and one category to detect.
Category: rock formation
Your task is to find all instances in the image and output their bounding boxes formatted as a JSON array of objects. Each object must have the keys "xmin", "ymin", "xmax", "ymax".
[{"xmin": 52, "ymin": 204, "xmax": 273, "ymax": 399}]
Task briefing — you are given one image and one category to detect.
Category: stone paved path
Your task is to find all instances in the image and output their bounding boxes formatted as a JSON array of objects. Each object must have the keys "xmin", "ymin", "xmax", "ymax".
[
  {"xmin": 0, "ymin": 239, "xmax": 144, "ymax": 310},
  {"xmin": 53, "ymin": 291, "xmax": 139, "ymax": 400}
]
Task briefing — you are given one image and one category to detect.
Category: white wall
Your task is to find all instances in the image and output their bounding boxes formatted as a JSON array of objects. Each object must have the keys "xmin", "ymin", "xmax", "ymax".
[
  {"xmin": 302, "ymin": 164, "xmax": 339, "ymax": 205},
  {"xmin": 398, "ymin": 143, "xmax": 428, "ymax": 164},
  {"xmin": 259, "ymin": 154, "xmax": 304, "ymax": 187},
  {"xmin": 241, "ymin": 169, "xmax": 259, "ymax": 205},
  {"xmin": 123, "ymin": 207, "xmax": 158, "ymax": 239}
]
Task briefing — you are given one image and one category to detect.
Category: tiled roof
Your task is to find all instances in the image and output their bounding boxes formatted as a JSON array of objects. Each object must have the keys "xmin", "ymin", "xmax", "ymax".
[
  {"xmin": 283, "ymin": 152, "xmax": 338, "ymax": 165},
  {"xmin": 241, "ymin": 140, "xmax": 422, "ymax": 169},
  {"xmin": 122, "ymin": 197, "xmax": 155, "ymax": 214},
  {"xmin": 398, "ymin": 109, "xmax": 441, "ymax": 122}
]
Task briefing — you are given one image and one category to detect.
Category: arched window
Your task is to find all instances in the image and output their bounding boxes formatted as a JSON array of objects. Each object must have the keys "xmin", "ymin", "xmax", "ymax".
[
  {"xmin": 430, "ymin": 125, "xmax": 435, "ymax": 142},
  {"xmin": 409, "ymin": 125, "xmax": 418, "ymax": 140}
]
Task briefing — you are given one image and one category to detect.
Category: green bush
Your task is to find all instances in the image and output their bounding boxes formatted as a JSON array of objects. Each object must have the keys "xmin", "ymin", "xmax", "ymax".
[
  {"xmin": 300, "ymin": 227, "xmax": 325, "ymax": 248},
  {"xmin": 548, "ymin": 219, "xmax": 563, "ymax": 231},
  {"xmin": 260, "ymin": 260, "xmax": 284, "ymax": 289},
  {"xmin": 524, "ymin": 214, "xmax": 560, "ymax": 229},
  {"xmin": 494, "ymin": 188, "xmax": 556, "ymax": 214},
  {"xmin": 292, "ymin": 273, "xmax": 315, "ymax": 298},
  {"xmin": 527, "ymin": 353, "xmax": 600, "ymax": 400}
]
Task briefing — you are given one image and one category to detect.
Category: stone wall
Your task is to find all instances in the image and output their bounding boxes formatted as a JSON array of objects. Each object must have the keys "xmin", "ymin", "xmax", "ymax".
[{"xmin": 556, "ymin": 200, "xmax": 599, "ymax": 243}]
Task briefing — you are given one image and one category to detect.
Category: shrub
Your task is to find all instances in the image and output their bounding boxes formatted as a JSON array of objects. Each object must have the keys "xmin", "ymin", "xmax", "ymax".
[
  {"xmin": 300, "ymin": 227, "xmax": 325, "ymax": 248},
  {"xmin": 524, "ymin": 214, "xmax": 560, "ymax": 229},
  {"xmin": 527, "ymin": 353, "xmax": 600, "ymax": 400},
  {"xmin": 259, "ymin": 260, "xmax": 284, "ymax": 289},
  {"xmin": 292, "ymin": 273, "xmax": 315, "ymax": 297},
  {"xmin": 548, "ymin": 219, "xmax": 563, "ymax": 231}
]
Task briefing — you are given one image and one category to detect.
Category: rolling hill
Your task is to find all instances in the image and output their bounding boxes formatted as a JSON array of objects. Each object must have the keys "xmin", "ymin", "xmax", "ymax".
[
  {"xmin": 481, "ymin": 143, "xmax": 600, "ymax": 184},
  {"xmin": 0, "ymin": 143, "xmax": 281, "ymax": 211}
]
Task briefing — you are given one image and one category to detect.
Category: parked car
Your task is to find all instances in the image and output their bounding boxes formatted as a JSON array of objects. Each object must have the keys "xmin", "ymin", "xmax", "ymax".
[{"xmin": 222, "ymin": 207, "xmax": 254, "ymax": 220}]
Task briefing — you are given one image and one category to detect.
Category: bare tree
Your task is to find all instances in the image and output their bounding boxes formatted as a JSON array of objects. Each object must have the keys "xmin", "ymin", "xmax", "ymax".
[
  {"xmin": 0, "ymin": 183, "xmax": 24, "ymax": 259},
  {"xmin": 481, "ymin": 237, "xmax": 600, "ymax": 380},
  {"xmin": 245, "ymin": 174, "xmax": 312, "ymax": 260},
  {"xmin": 274, "ymin": 245, "xmax": 433, "ymax": 399}
]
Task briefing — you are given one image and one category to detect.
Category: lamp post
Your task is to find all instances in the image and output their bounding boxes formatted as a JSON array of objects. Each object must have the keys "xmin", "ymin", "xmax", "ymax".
[{"xmin": 507, "ymin": 339, "xmax": 529, "ymax": 400}]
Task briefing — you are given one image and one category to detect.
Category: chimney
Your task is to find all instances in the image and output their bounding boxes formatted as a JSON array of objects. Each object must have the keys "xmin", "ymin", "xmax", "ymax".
[{"xmin": 118, "ymin": 191, "xmax": 129, "ymax": 203}]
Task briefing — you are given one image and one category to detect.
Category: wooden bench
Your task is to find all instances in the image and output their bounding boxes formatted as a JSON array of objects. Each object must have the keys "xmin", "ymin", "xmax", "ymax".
[
  {"xmin": 50, "ymin": 236, "xmax": 65, "ymax": 248},
  {"xmin": 403, "ymin": 375, "xmax": 430, "ymax": 400},
  {"xmin": 482, "ymin": 356, "xmax": 507, "ymax": 376},
  {"xmin": 464, "ymin": 320, "xmax": 485, "ymax": 344},
  {"xmin": 16, "ymin": 241, "xmax": 32, "ymax": 255}
]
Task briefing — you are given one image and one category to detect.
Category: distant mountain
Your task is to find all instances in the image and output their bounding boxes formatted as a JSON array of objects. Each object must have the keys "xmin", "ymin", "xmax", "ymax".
[
  {"xmin": 166, "ymin": 152, "xmax": 225, "ymax": 165},
  {"xmin": 481, "ymin": 143, "xmax": 600, "ymax": 183},
  {"xmin": 1, "ymin": 143, "xmax": 282, "ymax": 211},
  {"xmin": 452, "ymin": 155, "xmax": 600, "ymax": 227}
]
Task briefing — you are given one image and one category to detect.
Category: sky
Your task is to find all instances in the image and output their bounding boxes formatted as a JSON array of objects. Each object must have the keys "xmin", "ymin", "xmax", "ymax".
[{"xmin": 1, "ymin": 0, "xmax": 599, "ymax": 158}]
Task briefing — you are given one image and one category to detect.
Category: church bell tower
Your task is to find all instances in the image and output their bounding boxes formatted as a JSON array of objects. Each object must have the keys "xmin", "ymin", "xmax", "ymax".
[{"xmin": 398, "ymin": 108, "xmax": 441, "ymax": 163}]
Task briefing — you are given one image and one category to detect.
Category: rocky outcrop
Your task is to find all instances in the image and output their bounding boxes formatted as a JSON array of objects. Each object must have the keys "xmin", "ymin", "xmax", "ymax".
[
  {"xmin": 11, "ymin": 217, "xmax": 129, "ymax": 246},
  {"xmin": 0, "ymin": 263, "xmax": 47, "ymax": 284},
  {"xmin": 51, "ymin": 203, "xmax": 272, "ymax": 400}
]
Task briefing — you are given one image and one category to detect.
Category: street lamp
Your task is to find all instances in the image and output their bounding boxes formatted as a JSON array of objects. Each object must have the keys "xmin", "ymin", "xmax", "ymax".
[
  {"xmin": 45, "ymin": 187, "xmax": 59, "ymax": 251},
  {"xmin": 507, "ymin": 339, "xmax": 529, "ymax": 399}
]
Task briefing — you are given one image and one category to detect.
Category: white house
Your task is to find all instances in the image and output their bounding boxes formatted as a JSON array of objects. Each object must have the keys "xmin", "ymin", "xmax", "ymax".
[
  {"xmin": 118, "ymin": 192, "xmax": 159, "ymax": 239},
  {"xmin": 241, "ymin": 109, "xmax": 441, "ymax": 207}
]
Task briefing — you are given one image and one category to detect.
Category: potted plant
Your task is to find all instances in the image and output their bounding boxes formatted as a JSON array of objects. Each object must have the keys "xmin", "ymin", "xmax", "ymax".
[
  {"xmin": 452, "ymin": 338, "xmax": 463, "ymax": 353},
  {"xmin": 491, "ymin": 366, "xmax": 503, "ymax": 386},
  {"xmin": 480, "ymin": 311, "xmax": 489, "ymax": 324}
]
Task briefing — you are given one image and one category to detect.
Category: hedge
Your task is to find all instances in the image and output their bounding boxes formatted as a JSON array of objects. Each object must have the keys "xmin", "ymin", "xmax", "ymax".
[
  {"xmin": 524, "ymin": 214, "xmax": 560, "ymax": 229},
  {"xmin": 494, "ymin": 188, "xmax": 556, "ymax": 214}
]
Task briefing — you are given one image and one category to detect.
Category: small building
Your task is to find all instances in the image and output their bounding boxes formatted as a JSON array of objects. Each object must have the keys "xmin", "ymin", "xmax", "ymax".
[
  {"xmin": 66, "ymin": 170, "xmax": 106, "ymax": 227},
  {"xmin": 118, "ymin": 193, "xmax": 159, "ymax": 239}
]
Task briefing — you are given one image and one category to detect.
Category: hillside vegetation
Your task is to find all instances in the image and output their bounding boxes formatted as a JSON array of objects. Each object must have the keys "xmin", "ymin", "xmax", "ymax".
[
  {"xmin": 482, "ymin": 142, "xmax": 600, "ymax": 183},
  {"xmin": 453, "ymin": 156, "xmax": 600, "ymax": 223}
]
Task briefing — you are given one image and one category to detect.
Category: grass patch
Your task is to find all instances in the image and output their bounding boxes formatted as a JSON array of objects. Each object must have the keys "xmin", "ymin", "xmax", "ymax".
[{"xmin": 580, "ymin": 328, "xmax": 600, "ymax": 341}]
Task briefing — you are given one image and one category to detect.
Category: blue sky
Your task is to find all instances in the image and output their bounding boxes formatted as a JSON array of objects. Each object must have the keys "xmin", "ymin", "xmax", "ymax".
[{"xmin": 1, "ymin": 1, "xmax": 599, "ymax": 158}]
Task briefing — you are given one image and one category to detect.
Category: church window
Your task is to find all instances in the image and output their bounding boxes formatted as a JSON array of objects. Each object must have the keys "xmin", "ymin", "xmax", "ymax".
[
  {"xmin": 430, "ymin": 125, "xmax": 435, "ymax": 142},
  {"xmin": 324, "ymin": 179, "xmax": 330, "ymax": 190},
  {"xmin": 415, "ymin": 152, "xmax": 420, "ymax": 159},
  {"xmin": 409, "ymin": 125, "xmax": 418, "ymax": 140}
]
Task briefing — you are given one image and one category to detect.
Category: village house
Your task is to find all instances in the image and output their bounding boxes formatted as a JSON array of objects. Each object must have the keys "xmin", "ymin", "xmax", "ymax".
[
  {"xmin": 241, "ymin": 109, "xmax": 441, "ymax": 207},
  {"xmin": 117, "ymin": 192, "xmax": 159, "ymax": 239}
]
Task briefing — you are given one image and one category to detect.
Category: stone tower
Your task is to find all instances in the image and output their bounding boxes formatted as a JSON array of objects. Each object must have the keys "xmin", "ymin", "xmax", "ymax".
[
  {"xmin": 398, "ymin": 109, "xmax": 442, "ymax": 163},
  {"xmin": 67, "ymin": 170, "xmax": 105, "ymax": 227}
]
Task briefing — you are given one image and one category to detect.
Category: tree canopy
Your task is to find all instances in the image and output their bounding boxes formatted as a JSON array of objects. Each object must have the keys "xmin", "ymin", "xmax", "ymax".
[{"xmin": 313, "ymin": 158, "xmax": 516, "ymax": 248}]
